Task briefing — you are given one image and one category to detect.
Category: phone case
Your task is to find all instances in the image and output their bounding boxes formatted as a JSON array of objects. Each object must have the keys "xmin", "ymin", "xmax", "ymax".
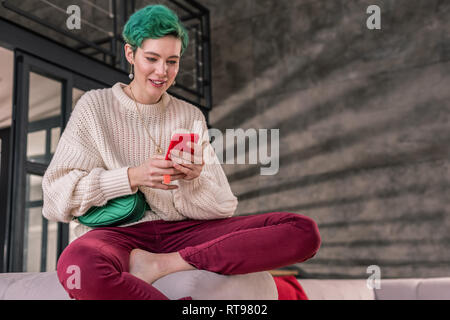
[{"xmin": 164, "ymin": 133, "xmax": 200, "ymax": 184}]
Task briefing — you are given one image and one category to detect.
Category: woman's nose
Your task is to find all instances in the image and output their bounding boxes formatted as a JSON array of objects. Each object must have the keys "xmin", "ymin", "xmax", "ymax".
[{"xmin": 155, "ymin": 61, "xmax": 167, "ymax": 76}]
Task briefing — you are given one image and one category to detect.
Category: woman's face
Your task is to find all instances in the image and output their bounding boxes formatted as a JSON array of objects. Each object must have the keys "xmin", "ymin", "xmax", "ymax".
[{"xmin": 125, "ymin": 35, "xmax": 182, "ymax": 103}]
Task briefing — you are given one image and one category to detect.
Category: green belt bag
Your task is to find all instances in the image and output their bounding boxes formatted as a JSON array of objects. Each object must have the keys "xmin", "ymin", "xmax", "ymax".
[{"xmin": 77, "ymin": 191, "xmax": 150, "ymax": 228}]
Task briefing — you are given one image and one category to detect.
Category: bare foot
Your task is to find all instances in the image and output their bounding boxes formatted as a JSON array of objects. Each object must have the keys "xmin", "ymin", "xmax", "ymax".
[
  {"xmin": 129, "ymin": 249, "xmax": 167, "ymax": 285},
  {"xmin": 128, "ymin": 248, "xmax": 196, "ymax": 285}
]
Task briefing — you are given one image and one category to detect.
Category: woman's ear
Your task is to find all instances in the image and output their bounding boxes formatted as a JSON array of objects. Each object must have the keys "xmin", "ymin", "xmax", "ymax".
[{"xmin": 124, "ymin": 43, "xmax": 135, "ymax": 64}]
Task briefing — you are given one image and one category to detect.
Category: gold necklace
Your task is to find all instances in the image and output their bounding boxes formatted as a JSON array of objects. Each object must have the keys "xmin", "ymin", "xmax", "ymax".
[{"xmin": 129, "ymin": 86, "xmax": 164, "ymax": 155}]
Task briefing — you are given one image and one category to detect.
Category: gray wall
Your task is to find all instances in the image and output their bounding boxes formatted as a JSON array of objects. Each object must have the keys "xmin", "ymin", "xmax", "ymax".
[{"xmin": 199, "ymin": 0, "xmax": 450, "ymax": 279}]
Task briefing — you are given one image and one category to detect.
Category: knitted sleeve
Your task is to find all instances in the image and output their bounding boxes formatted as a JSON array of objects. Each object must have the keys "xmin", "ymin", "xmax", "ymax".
[
  {"xmin": 41, "ymin": 92, "xmax": 134, "ymax": 223},
  {"xmin": 172, "ymin": 110, "xmax": 238, "ymax": 220}
]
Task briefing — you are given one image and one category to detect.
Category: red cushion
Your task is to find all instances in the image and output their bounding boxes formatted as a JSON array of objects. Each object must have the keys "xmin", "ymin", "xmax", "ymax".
[{"xmin": 273, "ymin": 276, "xmax": 308, "ymax": 300}]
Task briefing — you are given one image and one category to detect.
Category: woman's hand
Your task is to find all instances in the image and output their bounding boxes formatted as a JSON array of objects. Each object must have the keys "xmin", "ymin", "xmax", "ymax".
[
  {"xmin": 169, "ymin": 141, "xmax": 204, "ymax": 181},
  {"xmin": 128, "ymin": 156, "xmax": 186, "ymax": 191}
]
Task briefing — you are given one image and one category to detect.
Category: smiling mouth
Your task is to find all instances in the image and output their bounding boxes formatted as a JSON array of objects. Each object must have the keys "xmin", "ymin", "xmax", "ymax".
[
  {"xmin": 149, "ymin": 79, "xmax": 166, "ymax": 85},
  {"xmin": 148, "ymin": 79, "xmax": 166, "ymax": 88}
]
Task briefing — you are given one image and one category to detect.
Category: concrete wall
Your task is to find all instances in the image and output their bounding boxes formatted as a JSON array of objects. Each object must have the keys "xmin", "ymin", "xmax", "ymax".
[{"xmin": 199, "ymin": 0, "xmax": 450, "ymax": 279}]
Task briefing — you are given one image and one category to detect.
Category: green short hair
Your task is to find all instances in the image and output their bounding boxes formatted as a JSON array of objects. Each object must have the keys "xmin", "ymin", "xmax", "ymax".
[{"xmin": 122, "ymin": 4, "xmax": 189, "ymax": 55}]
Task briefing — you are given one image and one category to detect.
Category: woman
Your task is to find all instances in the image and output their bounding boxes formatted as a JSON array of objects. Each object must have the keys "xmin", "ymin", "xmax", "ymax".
[{"xmin": 43, "ymin": 4, "xmax": 321, "ymax": 300}]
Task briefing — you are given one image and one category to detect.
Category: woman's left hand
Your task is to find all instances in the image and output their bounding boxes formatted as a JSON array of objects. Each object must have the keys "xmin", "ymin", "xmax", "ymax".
[{"xmin": 170, "ymin": 141, "xmax": 204, "ymax": 181}]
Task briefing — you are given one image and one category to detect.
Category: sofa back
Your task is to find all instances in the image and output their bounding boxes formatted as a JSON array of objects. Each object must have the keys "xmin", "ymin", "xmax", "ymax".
[{"xmin": 299, "ymin": 277, "xmax": 450, "ymax": 300}]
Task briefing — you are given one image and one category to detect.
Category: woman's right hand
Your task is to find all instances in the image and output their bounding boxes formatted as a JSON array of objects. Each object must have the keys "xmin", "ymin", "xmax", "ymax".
[{"xmin": 127, "ymin": 156, "xmax": 186, "ymax": 191}]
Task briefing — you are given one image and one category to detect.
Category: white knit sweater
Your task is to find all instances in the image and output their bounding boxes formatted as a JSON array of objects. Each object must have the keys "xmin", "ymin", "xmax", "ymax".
[{"xmin": 42, "ymin": 82, "xmax": 238, "ymax": 238}]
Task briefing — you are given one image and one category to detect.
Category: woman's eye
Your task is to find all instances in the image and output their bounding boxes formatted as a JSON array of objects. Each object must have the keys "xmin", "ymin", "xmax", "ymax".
[{"xmin": 146, "ymin": 58, "xmax": 177, "ymax": 65}]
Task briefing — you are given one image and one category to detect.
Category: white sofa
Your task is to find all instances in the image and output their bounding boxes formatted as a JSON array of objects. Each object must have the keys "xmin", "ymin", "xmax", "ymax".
[
  {"xmin": 299, "ymin": 277, "xmax": 450, "ymax": 300},
  {"xmin": 0, "ymin": 271, "xmax": 278, "ymax": 300},
  {"xmin": 1, "ymin": 271, "xmax": 449, "ymax": 300}
]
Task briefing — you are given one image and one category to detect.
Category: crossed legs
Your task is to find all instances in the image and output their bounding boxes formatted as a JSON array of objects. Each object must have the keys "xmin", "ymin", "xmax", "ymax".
[{"xmin": 57, "ymin": 212, "xmax": 321, "ymax": 299}]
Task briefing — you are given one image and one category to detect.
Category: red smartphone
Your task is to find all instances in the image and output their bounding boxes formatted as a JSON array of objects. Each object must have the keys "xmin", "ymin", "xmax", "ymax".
[{"xmin": 164, "ymin": 133, "xmax": 199, "ymax": 184}]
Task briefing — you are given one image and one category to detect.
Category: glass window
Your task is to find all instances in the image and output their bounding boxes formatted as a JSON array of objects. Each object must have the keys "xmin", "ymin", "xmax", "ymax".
[
  {"xmin": 24, "ymin": 76, "xmax": 88, "ymax": 269},
  {"xmin": 24, "ymin": 174, "xmax": 58, "ymax": 272},
  {"xmin": 27, "ymin": 72, "xmax": 62, "ymax": 166}
]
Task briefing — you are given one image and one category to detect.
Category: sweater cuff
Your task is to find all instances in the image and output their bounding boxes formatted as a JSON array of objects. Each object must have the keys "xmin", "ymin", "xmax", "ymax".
[
  {"xmin": 99, "ymin": 167, "xmax": 134, "ymax": 201},
  {"xmin": 178, "ymin": 175, "xmax": 201, "ymax": 189},
  {"xmin": 178, "ymin": 175, "xmax": 236, "ymax": 204}
]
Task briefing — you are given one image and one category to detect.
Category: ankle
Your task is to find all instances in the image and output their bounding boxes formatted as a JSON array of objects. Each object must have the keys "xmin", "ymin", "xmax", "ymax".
[
  {"xmin": 152, "ymin": 252, "xmax": 176, "ymax": 276},
  {"xmin": 158, "ymin": 252, "xmax": 195, "ymax": 275}
]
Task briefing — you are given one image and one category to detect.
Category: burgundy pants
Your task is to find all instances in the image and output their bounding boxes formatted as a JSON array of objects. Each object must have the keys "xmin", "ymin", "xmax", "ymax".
[{"xmin": 57, "ymin": 212, "xmax": 321, "ymax": 300}]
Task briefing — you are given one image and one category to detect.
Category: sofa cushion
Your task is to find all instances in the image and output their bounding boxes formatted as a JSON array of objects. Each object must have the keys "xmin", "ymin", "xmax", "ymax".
[
  {"xmin": 375, "ymin": 278, "xmax": 450, "ymax": 300},
  {"xmin": 153, "ymin": 270, "xmax": 278, "ymax": 300},
  {"xmin": 0, "ymin": 272, "xmax": 70, "ymax": 300},
  {"xmin": 417, "ymin": 278, "xmax": 450, "ymax": 300},
  {"xmin": 373, "ymin": 278, "xmax": 421, "ymax": 300},
  {"xmin": 298, "ymin": 279, "xmax": 375, "ymax": 300}
]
